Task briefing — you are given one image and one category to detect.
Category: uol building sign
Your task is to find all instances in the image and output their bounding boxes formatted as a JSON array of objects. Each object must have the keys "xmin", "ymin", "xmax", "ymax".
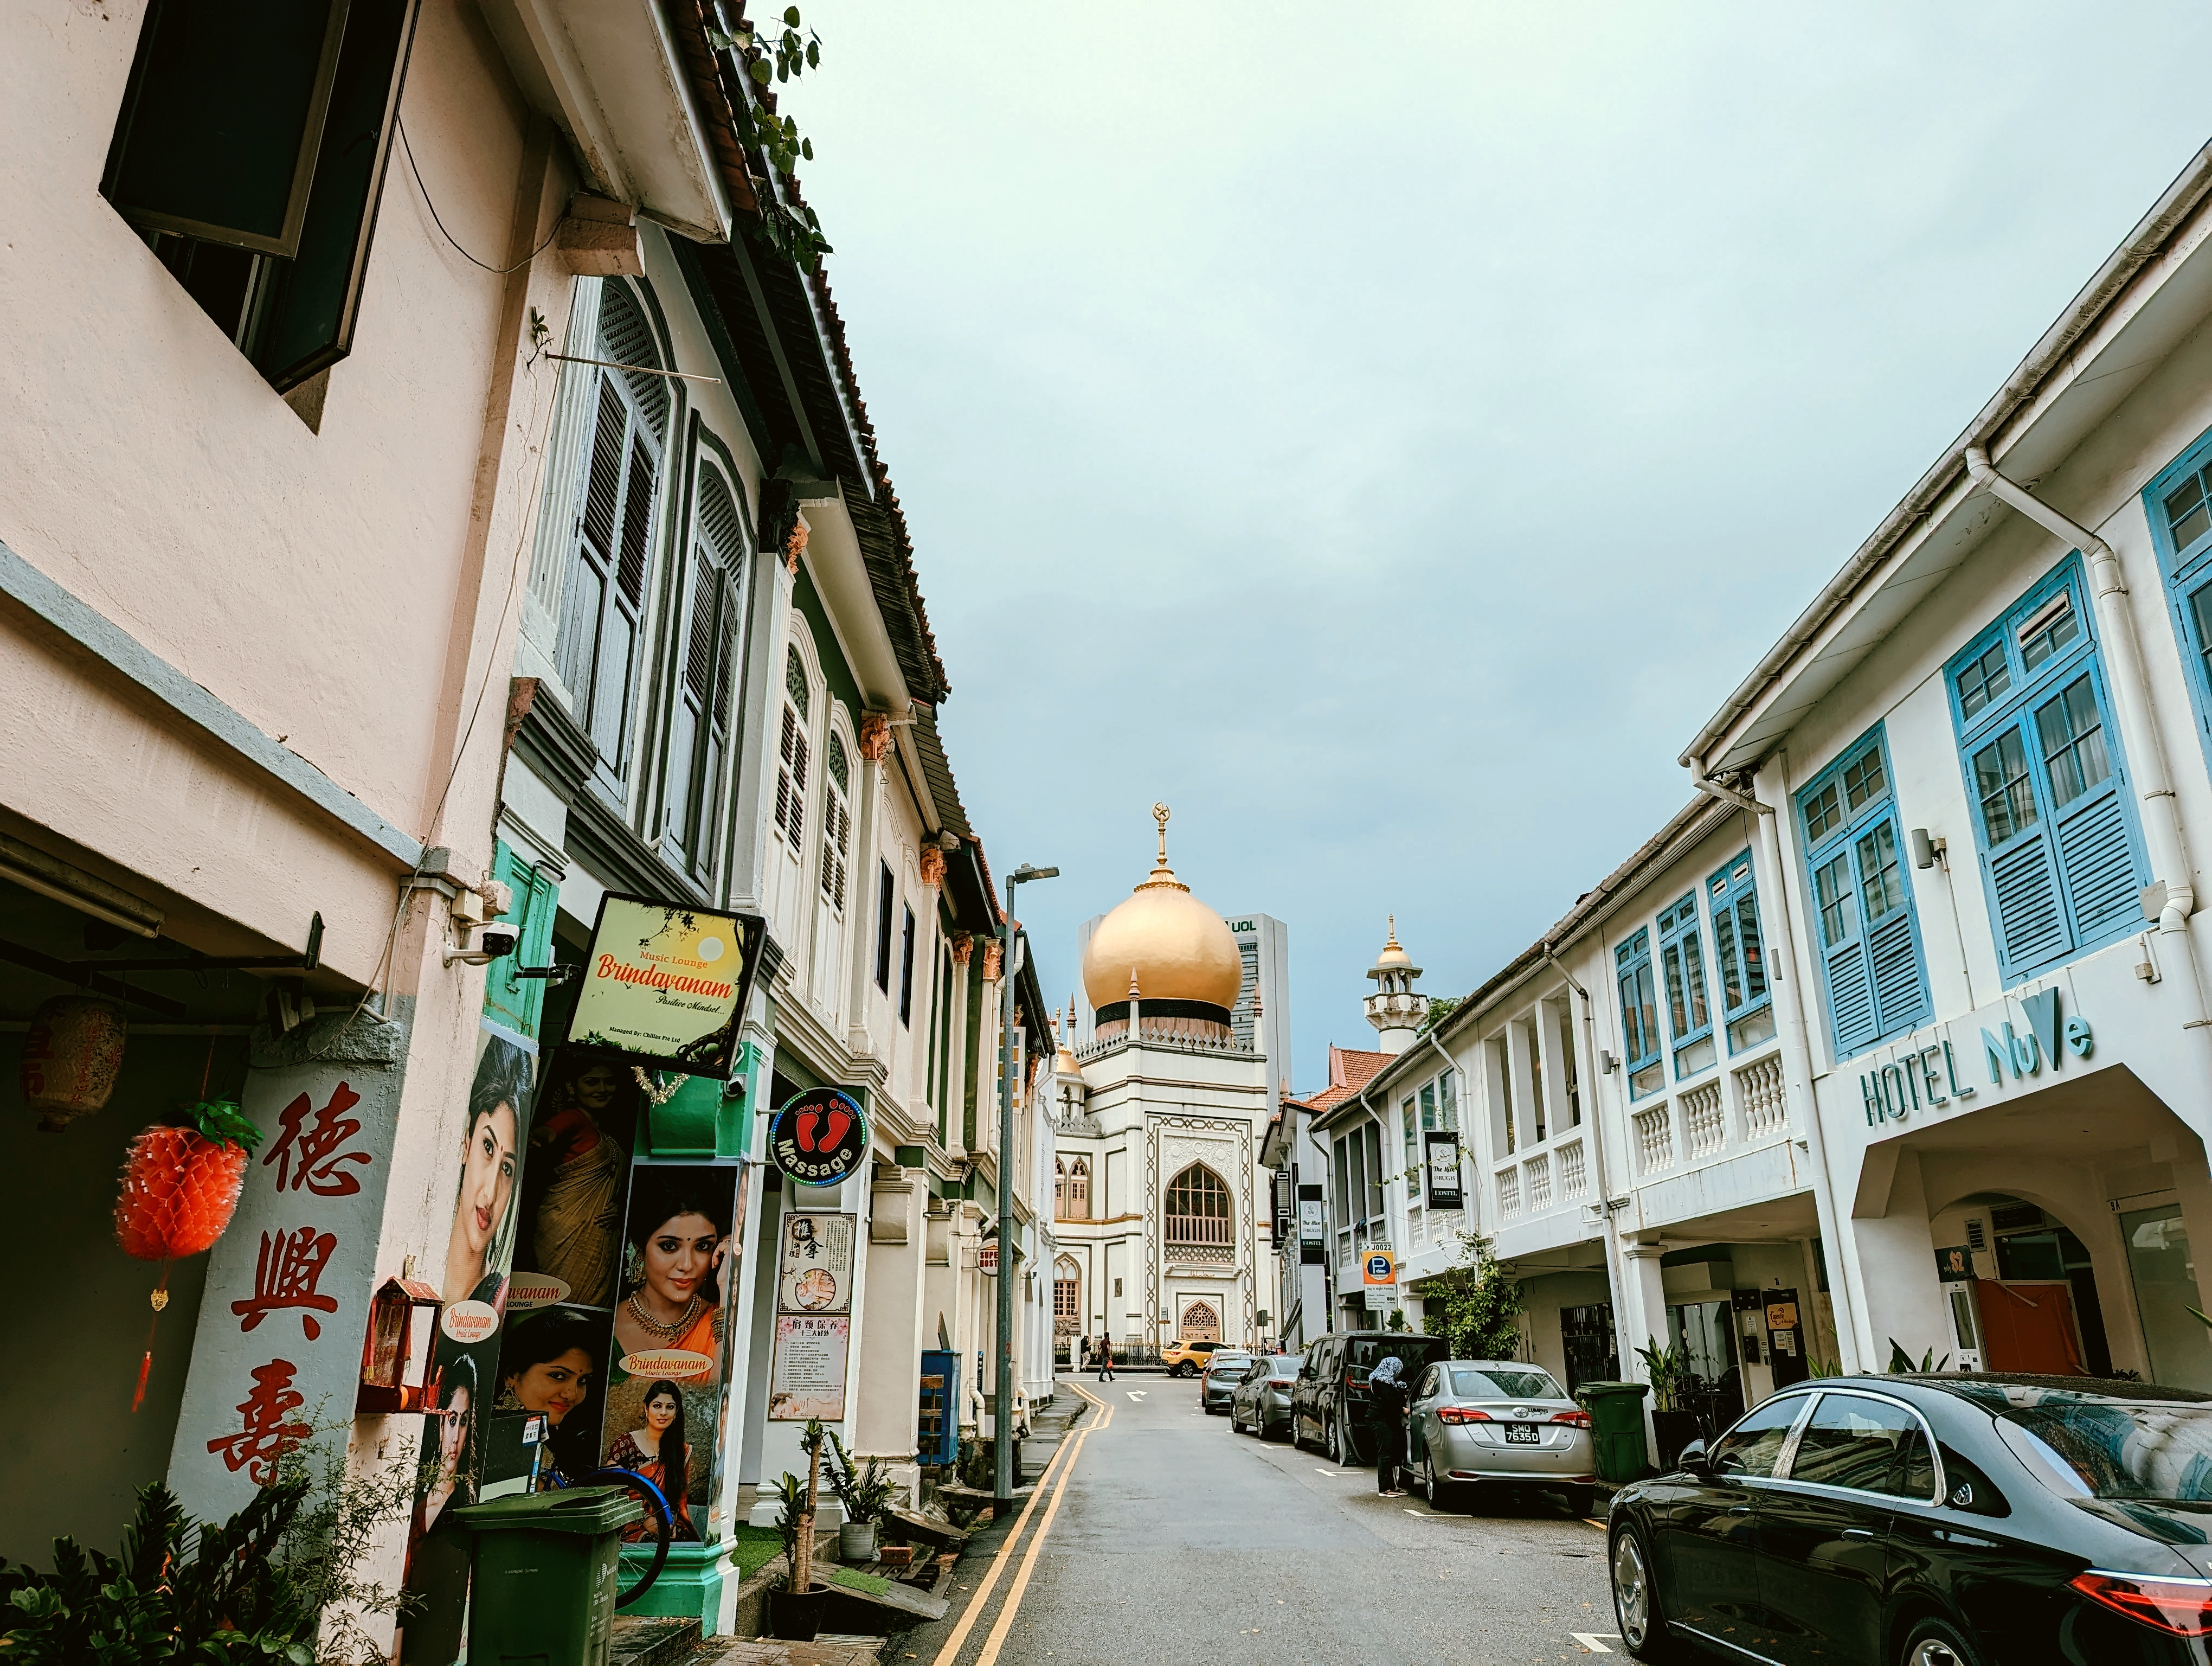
[{"xmin": 1861, "ymin": 988, "xmax": 2094, "ymax": 1126}]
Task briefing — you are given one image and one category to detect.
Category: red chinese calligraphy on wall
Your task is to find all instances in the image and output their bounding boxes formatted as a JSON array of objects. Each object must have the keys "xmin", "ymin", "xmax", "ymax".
[
  {"xmin": 230, "ymin": 1225, "xmax": 340, "ymax": 1339},
  {"xmin": 205, "ymin": 1360, "xmax": 311, "ymax": 1485},
  {"xmin": 264, "ymin": 1082, "xmax": 370, "ymax": 1196}
]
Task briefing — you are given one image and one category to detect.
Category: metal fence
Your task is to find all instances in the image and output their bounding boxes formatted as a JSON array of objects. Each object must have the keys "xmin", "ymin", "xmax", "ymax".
[{"xmin": 1055, "ymin": 1341, "xmax": 1168, "ymax": 1368}]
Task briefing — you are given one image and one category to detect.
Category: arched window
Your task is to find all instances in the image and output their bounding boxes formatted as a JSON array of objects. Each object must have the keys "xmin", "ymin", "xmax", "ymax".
[
  {"xmin": 1165, "ymin": 1163, "xmax": 1232, "ymax": 1253},
  {"xmin": 1066, "ymin": 1157, "xmax": 1090, "ymax": 1219},
  {"xmin": 774, "ymin": 643, "xmax": 811, "ymax": 852},
  {"xmin": 1053, "ymin": 1257, "xmax": 1081, "ymax": 1337},
  {"xmin": 820, "ymin": 729, "xmax": 851, "ymax": 912},
  {"xmin": 663, "ymin": 464, "xmax": 743, "ymax": 878},
  {"xmin": 1053, "ymin": 1158, "xmax": 1066, "ymax": 1214},
  {"xmin": 555, "ymin": 280, "xmax": 667, "ymax": 771},
  {"xmin": 1179, "ymin": 1299, "xmax": 1221, "ymax": 1342}
]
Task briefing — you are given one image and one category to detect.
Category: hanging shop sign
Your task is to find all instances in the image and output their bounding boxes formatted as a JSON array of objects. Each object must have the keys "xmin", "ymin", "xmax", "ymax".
[
  {"xmin": 1935, "ymin": 1245, "xmax": 1975, "ymax": 1281},
  {"xmin": 978, "ymin": 1240, "xmax": 1000, "ymax": 1276},
  {"xmin": 1298, "ymin": 1184, "xmax": 1326, "ymax": 1266},
  {"xmin": 777, "ymin": 1212, "xmax": 856, "ymax": 1313},
  {"xmin": 1361, "ymin": 1249, "xmax": 1398, "ymax": 1289},
  {"xmin": 1423, "ymin": 1130, "xmax": 1464, "ymax": 1210},
  {"xmin": 766, "ymin": 1086, "xmax": 870, "ymax": 1186},
  {"xmin": 563, "ymin": 894, "xmax": 765, "ymax": 1080},
  {"xmin": 1860, "ymin": 988, "xmax": 2094, "ymax": 1127}
]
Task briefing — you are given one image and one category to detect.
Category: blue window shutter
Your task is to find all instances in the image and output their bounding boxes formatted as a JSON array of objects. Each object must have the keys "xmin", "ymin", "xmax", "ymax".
[
  {"xmin": 1824, "ymin": 927, "xmax": 1879, "ymax": 1055},
  {"xmin": 1799, "ymin": 730, "xmax": 1927, "ymax": 1058},
  {"xmin": 2048, "ymin": 662, "xmax": 2145, "ymax": 947}
]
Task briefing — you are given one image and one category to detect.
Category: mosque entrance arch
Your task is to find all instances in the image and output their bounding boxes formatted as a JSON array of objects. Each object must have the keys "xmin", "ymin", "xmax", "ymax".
[{"xmin": 1180, "ymin": 1299, "xmax": 1221, "ymax": 1342}]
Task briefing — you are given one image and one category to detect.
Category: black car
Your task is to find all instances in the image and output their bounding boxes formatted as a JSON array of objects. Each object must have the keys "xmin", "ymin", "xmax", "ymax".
[
  {"xmin": 1230, "ymin": 1354, "xmax": 1303, "ymax": 1439},
  {"xmin": 1606, "ymin": 1372, "xmax": 2212, "ymax": 1665},
  {"xmin": 1290, "ymin": 1331, "xmax": 1451, "ymax": 1466}
]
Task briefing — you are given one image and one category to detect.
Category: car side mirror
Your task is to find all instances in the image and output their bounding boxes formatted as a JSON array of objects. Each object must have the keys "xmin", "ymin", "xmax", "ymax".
[{"xmin": 1677, "ymin": 1437, "xmax": 1710, "ymax": 1475}]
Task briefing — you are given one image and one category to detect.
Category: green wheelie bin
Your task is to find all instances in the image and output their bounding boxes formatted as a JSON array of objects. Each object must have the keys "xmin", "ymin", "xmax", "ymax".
[
  {"xmin": 452, "ymin": 1486, "xmax": 644, "ymax": 1666},
  {"xmin": 1578, "ymin": 1381, "xmax": 1652, "ymax": 1484}
]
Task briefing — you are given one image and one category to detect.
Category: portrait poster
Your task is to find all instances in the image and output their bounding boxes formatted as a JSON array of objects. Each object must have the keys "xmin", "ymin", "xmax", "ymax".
[
  {"xmin": 599, "ymin": 1161, "xmax": 747, "ymax": 1545},
  {"xmin": 777, "ymin": 1212, "xmax": 856, "ymax": 1315},
  {"xmin": 513, "ymin": 1047, "xmax": 642, "ymax": 1310},
  {"xmin": 486, "ymin": 1300, "xmax": 612, "ymax": 1491},
  {"xmin": 564, "ymin": 895, "xmax": 765, "ymax": 1080},
  {"xmin": 396, "ymin": 1018, "xmax": 535, "ymax": 1666},
  {"xmin": 769, "ymin": 1315, "xmax": 850, "ymax": 1421}
]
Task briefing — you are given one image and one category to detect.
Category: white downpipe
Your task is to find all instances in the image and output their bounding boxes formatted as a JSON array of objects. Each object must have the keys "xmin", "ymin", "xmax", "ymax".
[
  {"xmin": 1741, "ymin": 770, "xmax": 1872, "ymax": 1373},
  {"xmin": 1963, "ymin": 446, "xmax": 2212, "ymax": 1050}
]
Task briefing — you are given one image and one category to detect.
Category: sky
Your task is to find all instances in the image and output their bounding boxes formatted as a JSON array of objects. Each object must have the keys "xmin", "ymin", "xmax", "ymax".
[{"xmin": 791, "ymin": 2, "xmax": 2212, "ymax": 1094}]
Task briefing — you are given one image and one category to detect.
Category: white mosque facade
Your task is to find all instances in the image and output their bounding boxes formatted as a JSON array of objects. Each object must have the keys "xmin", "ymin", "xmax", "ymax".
[{"xmin": 1046, "ymin": 809, "xmax": 1284, "ymax": 1353}]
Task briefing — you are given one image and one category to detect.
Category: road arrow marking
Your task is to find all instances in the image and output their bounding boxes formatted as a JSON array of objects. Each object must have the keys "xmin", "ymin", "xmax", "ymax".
[
  {"xmin": 1570, "ymin": 1634, "xmax": 1620, "ymax": 1654},
  {"xmin": 1124, "ymin": 1390, "xmax": 1146, "ymax": 1401}
]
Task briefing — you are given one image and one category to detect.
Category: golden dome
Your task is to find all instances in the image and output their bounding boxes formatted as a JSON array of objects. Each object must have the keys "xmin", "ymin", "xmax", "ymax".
[
  {"xmin": 1372, "ymin": 916, "xmax": 1413, "ymax": 970},
  {"xmin": 1080, "ymin": 805, "xmax": 1243, "ymax": 1016}
]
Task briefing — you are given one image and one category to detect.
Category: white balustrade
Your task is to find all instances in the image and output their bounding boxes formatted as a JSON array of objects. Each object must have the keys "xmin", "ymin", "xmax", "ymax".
[
  {"xmin": 1525, "ymin": 1152, "xmax": 1552, "ymax": 1210},
  {"xmin": 1496, "ymin": 1165, "xmax": 1521, "ymax": 1218},
  {"xmin": 1681, "ymin": 1080, "xmax": 1726, "ymax": 1161},
  {"xmin": 1633, "ymin": 1101, "xmax": 1675, "ymax": 1174},
  {"xmin": 1737, "ymin": 1053, "xmax": 1788, "ymax": 1139},
  {"xmin": 1558, "ymin": 1138, "xmax": 1588, "ymax": 1199}
]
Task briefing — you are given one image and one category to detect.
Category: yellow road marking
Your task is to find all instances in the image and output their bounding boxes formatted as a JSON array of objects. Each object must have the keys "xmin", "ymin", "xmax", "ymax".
[
  {"xmin": 929, "ymin": 1382, "xmax": 1110, "ymax": 1666},
  {"xmin": 970, "ymin": 1385, "xmax": 1109, "ymax": 1666}
]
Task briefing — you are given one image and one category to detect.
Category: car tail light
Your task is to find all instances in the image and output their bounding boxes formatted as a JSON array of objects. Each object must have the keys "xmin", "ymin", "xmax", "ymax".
[
  {"xmin": 1437, "ymin": 1406, "xmax": 1494, "ymax": 1425},
  {"xmin": 1550, "ymin": 1410, "xmax": 1593, "ymax": 1428},
  {"xmin": 2069, "ymin": 1572, "xmax": 2212, "ymax": 1637}
]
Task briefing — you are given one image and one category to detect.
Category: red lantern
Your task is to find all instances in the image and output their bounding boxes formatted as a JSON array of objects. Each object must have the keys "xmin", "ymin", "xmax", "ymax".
[
  {"xmin": 21, "ymin": 996, "xmax": 127, "ymax": 1131},
  {"xmin": 114, "ymin": 1100, "xmax": 261, "ymax": 1410}
]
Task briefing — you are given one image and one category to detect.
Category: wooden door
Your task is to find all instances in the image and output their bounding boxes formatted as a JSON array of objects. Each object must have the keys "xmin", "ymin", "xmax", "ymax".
[{"xmin": 1974, "ymin": 1279, "xmax": 2086, "ymax": 1374}]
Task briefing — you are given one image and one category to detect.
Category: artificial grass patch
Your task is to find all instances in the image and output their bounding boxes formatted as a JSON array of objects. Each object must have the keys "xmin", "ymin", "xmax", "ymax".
[
  {"xmin": 829, "ymin": 1567, "xmax": 892, "ymax": 1595},
  {"xmin": 728, "ymin": 1524, "xmax": 787, "ymax": 1582}
]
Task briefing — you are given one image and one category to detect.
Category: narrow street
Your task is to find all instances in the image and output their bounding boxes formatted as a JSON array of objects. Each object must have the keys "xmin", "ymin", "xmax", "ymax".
[{"xmin": 906, "ymin": 1382, "xmax": 1621, "ymax": 1666}]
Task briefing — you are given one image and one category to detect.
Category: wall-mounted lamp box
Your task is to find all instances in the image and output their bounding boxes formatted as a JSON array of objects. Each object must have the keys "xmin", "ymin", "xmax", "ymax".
[
  {"xmin": 357, "ymin": 1276, "xmax": 441, "ymax": 1413},
  {"xmin": 1909, "ymin": 829, "xmax": 1947, "ymax": 870}
]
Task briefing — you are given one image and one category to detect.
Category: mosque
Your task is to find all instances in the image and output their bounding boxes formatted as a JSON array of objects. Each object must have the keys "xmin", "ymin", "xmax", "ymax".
[{"xmin": 1045, "ymin": 808, "xmax": 1282, "ymax": 1353}]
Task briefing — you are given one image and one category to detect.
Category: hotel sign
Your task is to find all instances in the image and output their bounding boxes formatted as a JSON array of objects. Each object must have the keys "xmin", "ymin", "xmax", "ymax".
[{"xmin": 1861, "ymin": 987, "xmax": 2093, "ymax": 1126}]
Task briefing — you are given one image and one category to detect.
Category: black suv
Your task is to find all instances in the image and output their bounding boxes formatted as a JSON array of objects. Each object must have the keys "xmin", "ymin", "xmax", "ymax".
[{"xmin": 1291, "ymin": 1331, "xmax": 1450, "ymax": 1466}]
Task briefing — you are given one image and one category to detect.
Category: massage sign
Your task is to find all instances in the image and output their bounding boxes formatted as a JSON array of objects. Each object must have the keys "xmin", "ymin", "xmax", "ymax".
[
  {"xmin": 767, "ymin": 1087, "xmax": 870, "ymax": 1187},
  {"xmin": 564, "ymin": 894, "xmax": 766, "ymax": 1077}
]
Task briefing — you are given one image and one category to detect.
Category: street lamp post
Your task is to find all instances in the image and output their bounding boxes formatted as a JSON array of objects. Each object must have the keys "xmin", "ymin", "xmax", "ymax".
[{"xmin": 995, "ymin": 861, "xmax": 1057, "ymax": 1507}]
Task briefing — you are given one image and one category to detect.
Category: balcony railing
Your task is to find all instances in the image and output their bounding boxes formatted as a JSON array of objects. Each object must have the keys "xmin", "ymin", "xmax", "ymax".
[
  {"xmin": 1681, "ymin": 1081, "xmax": 1726, "ymax": 1161},
  {"xmin": 1496, "ymin": 1165, "xmax": 1521, "ymax": 1218},
  {"xmin": 1737, "ymin": 1053, "xmax": 1787, "ymax": 1139},
  {"xmin": 1557, "ymin": 1138, "xmax": 1587, "ymax": 1200},
  {"xmin": 1525, "ymin": 1151, "xmax": 1552, "ymax": 1211},
  {"xmin": 1633, "ymin": 1101, "xmax": 1674, "ymax": 1175}
]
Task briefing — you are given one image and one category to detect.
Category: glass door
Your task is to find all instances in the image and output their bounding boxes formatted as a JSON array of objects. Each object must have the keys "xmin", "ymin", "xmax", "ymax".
[{"xmin": 2123, "ymin": 1202, "xmax": 2212, "ymax": 1389}]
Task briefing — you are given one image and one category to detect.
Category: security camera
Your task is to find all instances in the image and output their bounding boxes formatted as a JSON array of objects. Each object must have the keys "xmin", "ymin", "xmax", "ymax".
[{"xmin": 443, "ymin": 927, "xmax": 518, "ymax": 967}]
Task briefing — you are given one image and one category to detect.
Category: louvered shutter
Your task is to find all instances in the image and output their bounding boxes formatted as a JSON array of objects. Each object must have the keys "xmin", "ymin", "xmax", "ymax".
[
  {"xmin": 1986, "ymin": 818, "xmax": 2067, "ymax": 982},
  {"xmin": 2047, "ymin": 665, "xmax": 2144, "ymax": 946},
  {"xmin": 1813, "ymin": 848, "xmax": 1879, "ymax": 1055},
  {"xmin": 789, "ymin": 729, "xmax": 808, "ymax": 848},
  {"xmin": 775, "ymin": 706, "xmax": 796, "ymax": 834}
]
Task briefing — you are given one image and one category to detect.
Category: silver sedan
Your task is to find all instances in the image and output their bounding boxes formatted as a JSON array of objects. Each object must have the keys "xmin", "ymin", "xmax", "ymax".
[
  {"xmin": 1200, "ymin": 1352, "xmax": 1258, "ymax": 1413},
  {"xmin": 1405, "ymin": 1360, "xmax": 1596, "ymax": 1516}
]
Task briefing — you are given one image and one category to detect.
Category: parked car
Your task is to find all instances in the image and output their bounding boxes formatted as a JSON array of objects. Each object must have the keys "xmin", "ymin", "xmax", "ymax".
[
  {"xmin": 1607, "ymin": 1372, "xmax": 2212, "ymax": 1665},
  {"xmin": 1406, "ymin": 1360, "xmax": 1594, "ymax": 1516},
  {"xmin": 1161, "ymin": 1338, "xmax": 1227, "ymax": 1377},
  {"xmin": 1200, "ymin": 1351, "xmax": 1258, "ymax": 1413},
  {"xmin": 1291, "ymin": 1331, "xmax": 1451, "ymax": 1466},
  {"xmin": 1230, "ymin": 1355, "xmax": 1303, "ymax": 1439}
]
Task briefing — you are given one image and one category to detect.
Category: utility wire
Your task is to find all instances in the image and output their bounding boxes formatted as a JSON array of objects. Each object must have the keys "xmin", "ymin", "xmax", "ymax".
[{"xmin": 397, "ymin": 117, "xmax": 561, "ymax": 275}]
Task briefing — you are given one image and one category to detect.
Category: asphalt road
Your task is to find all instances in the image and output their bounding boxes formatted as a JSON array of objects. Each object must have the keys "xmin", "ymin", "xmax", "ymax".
[{"xmin": 899, "ymin": 1379, "xmax": 1627, "ymax": 1666}]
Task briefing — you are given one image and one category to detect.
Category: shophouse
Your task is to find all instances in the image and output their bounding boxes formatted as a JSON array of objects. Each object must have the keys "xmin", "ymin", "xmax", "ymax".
[
  {"xmin": 1317, "ymin": 140, "xmax": 2212, "ymax": 1463},
  {"xmin": 2, "ymin": 1, "xmax": 1053, "ymax": 1657}
]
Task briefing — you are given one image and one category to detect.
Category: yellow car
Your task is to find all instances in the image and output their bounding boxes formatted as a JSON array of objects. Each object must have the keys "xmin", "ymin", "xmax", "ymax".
[{"xmin": 1161, "ymin": 1338, "xmax": 1228, "ymax": 1377}]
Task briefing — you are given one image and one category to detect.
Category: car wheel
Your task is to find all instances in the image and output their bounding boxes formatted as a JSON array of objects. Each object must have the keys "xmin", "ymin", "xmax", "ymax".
[
  {"xmin": 1610, "ymin": 1522, "xmax": 1676, "ymax": 1662},
  {"xmin": 1425, "ymin": 1454, "xmax": 1461, "ymax": 1513},
  {"xmin": 1900, "ymin": 1616, "xmax": 1983, "ymax": 1666}
]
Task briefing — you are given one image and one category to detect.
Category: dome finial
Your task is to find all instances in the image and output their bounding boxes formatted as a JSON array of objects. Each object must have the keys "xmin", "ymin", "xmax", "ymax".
[
  {"xmin": 1154, "ymin": 802, "xmax": 1171, "ymax": 862},
  {"xmin": 1385, "ymin": 913, "xmax": 1400, "ymax": 950},
  {"xmin": 1137, "ymin": 801, "xmax": 1187, "ymax": 893}
]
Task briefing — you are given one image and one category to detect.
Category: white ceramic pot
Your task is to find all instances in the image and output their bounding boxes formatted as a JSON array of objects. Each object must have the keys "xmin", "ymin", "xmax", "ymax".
[{"xmin": 839, "ymin": 1520, "xmax": 878, "ymax": 1562}]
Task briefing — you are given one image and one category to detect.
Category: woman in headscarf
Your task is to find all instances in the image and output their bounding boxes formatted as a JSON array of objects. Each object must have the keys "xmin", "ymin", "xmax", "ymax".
[{"xmin": 1368, "ymin": 1355, "xmax": 1410, "ymax": 1497}]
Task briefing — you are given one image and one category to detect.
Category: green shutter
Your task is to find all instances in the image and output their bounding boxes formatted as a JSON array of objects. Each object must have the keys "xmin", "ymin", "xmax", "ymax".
[
  {"xmin": 254, "ymin": 0, "xmax": 421, "ymax": 391},
  {"xmin": 102, "ymin": 0, "xmax": 350, "ymax": 257}
]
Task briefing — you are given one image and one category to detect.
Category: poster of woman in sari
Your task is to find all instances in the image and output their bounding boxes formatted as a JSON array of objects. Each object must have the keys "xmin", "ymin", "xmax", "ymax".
[
  {"xmin": 517, "ymin": 1053, "xmax": 638, "ymax": 1307},
  {"xmin": 398, "ymin": 1022, "xmax": 533, "ymax": 1666},
  {"xmin": 600, "ymin": 1162, "xmax": 744, "ymax": 1540}
]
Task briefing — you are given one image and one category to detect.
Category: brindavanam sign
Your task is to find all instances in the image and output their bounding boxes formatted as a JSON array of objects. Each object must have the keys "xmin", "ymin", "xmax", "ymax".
[{"xmin": 564, "ymin": 894, "xmax": 764, "ymax": 1079}]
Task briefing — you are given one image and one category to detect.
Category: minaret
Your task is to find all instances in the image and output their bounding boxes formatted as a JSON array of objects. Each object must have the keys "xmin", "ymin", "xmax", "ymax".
[{"xmin": 1364, "ymin": 916, "xmax": 1428, "ymax": 1055}]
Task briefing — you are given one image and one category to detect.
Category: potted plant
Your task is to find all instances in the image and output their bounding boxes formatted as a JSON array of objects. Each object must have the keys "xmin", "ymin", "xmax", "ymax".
[
  {"xmin": 826, "ymin": 1429, "xmax": 899, "ymax": 1563},
  {"xmin": 766, "ymin": 1420, "xmax": 832, "ymax": 1641},
  {"xmin": 1637, "ymin": 1336, "xmax": 1702, "ymax": 1470}
]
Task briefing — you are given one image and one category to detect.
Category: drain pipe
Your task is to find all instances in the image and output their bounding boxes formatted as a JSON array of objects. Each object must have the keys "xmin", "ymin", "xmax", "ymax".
[
  {"xmin": 1963, "ymin": 445, "xmax": 2212, "ymax": 1050},
  {"xmin": 1541, "ymin": 942, "xmax": 1634, "ymax": 1385}
]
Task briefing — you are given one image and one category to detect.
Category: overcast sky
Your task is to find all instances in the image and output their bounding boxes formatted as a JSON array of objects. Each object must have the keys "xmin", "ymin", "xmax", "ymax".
[{"xmin": 794, "ymin": 2, "xmax": 2212, "ymax": 1092}]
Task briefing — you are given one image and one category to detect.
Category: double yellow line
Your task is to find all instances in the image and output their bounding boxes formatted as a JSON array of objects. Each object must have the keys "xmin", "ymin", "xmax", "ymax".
[{"xmin": 930, "ymin": 1380, "xmax": 1113, "ymax": 1666}]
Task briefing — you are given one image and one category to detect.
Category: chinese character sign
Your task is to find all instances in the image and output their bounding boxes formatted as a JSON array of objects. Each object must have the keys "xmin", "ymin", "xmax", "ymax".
[
  {"xmin": 165, "ymin": 1013, "xmax": 406, "ymax": 1523},
  {"xmin": 776, "ymin": 1212, "xmax": 854, "ymax": 1315}
]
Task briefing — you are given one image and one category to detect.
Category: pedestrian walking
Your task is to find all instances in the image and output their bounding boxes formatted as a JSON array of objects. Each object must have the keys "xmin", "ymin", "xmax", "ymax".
[
  {"xmin": 1367, "ymin": 1356, "xmax": 1409, "ymax": 1496},
  {"xmin": 1096, "ymin": 1337, "xmax": 1115, "ymax": 1382}
]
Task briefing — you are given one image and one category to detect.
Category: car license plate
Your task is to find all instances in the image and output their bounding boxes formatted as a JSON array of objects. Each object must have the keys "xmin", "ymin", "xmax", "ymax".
[{"xmin": 1505, "ymin": 1422, "xmax": 1541, "ymax": 1444}]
